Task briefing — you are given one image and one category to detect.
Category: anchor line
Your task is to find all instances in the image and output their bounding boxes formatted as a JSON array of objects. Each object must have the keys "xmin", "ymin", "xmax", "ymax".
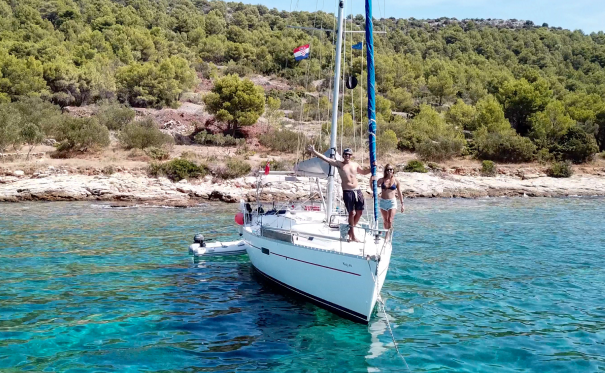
[{"xmin": 378, "ymin": 298, "xmax": 412, "ymax": 372}]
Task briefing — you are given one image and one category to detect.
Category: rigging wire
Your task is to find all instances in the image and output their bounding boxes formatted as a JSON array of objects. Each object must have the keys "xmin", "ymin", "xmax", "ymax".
[
  {"xmin": 316, "ymin": 0, "xmax": 324, "ymax": 148},
  {"xmin": 339, "ymin": 0, "xmax": 346, "ymax": 154},
  {"xmin": 360, "ymin": 22, "xmax": 365, "ymax": 167},
  {"xmin": 326, "ymin": 1, "xmax": 337, "ymax": 149},
  {"xmin": 349, "ymin": 0, "xmax": 356, "ymax": 155}
]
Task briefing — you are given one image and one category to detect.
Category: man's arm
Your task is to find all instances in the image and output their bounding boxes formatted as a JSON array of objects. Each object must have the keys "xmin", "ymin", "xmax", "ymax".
[
  {"xmin": 307, "ymin": 145, "xmax": 340, "ymax": 167},
  {"xmin": 357, "ymin": 165, "xmax": 372, "ymax": 175}
]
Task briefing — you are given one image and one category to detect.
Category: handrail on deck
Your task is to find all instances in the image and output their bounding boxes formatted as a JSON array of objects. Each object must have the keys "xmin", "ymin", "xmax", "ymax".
[
  {"xmin": 264, "ymin": 224, "xmax": 388, "ymax": 243},
  {"xmin": 256, "ymin": 171, "xmax": 295, "ymax": 175}
]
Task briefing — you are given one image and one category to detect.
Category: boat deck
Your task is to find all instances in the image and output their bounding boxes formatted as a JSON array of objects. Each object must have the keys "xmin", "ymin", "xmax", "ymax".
[{"xmin": 248, "ymin": 211, "xmax": 389, "ymax": 258}]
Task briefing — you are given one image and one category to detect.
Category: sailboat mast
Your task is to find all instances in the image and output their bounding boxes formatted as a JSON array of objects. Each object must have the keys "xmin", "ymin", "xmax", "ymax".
[
  {"xmin": 364, "ymin": 0, "xmax": 379, "ymax": 226},
  {"xmin": 326, "ymin": 0, "xmax": 345, "ymax": 221}
]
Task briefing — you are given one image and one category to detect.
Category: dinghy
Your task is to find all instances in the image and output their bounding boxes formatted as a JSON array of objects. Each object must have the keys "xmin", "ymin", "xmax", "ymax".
[{"xmin": 188, "ymin": 234, "xmax": 249, "ymax": 257}]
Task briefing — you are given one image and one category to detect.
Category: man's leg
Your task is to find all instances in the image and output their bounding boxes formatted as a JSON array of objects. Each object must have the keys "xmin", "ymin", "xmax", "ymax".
[
  {"xmin": 354, "ymin": 210, "xmax": 363, "ymax": 225},
  {"xmin": 348, "ymin": 210, "xmax": 357, "ymax": 241}
]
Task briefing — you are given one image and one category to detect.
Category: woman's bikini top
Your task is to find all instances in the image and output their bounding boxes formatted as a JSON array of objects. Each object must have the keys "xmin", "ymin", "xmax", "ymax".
[{"xmin": 380, "ymin": 180, "xmax": 397, "ymax": 190}]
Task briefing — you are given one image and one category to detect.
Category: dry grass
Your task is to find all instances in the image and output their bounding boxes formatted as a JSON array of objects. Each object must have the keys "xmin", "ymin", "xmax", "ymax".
[{"xmin": 2, "ymin": 141, "xmax": 605, "ymax": 176}]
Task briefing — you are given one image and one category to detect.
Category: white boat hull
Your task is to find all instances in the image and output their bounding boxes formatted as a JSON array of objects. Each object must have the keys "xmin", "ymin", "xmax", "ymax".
[{"xmin": 243, "ymin": 229, "xmax": 392, "ymax": 323}]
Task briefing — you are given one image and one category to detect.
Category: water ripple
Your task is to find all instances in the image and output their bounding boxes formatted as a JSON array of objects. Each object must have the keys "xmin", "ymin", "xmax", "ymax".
[{"xmin": 1, "ymin": 199, "xmax": 604, "ymax": 372}]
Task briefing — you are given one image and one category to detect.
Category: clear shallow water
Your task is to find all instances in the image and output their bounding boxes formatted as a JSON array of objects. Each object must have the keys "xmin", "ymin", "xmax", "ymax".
[{"xmin": 1, "ymin": 199, "xmax": 604, "ymax": 372}]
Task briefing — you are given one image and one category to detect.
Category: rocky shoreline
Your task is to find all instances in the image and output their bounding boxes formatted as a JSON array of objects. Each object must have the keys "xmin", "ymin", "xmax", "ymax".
[{"xmin": 2, "ymin": 166, "xmax": 605, "ymax": 207}]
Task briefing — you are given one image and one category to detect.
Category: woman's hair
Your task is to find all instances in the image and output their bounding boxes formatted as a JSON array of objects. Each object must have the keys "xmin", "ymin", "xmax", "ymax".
[{"xmin": 383, "ymin": 163, "xmax": 393, "ymax": 179}]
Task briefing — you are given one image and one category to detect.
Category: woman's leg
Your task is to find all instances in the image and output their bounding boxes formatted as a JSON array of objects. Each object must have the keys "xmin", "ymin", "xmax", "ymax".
[
  {"xmin": 380, "ymin": 208, "xmax": 389, "ymax": 229},
  {"xmin": 387, "ymin": 208, "xmax": 396, "ymax": 228}
]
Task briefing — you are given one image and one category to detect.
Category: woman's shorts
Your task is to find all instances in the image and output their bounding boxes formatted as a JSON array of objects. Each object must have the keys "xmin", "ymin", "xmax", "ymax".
[{"xmin": 379, "ymin": 198, "xmax": 397, "ymax": 211}]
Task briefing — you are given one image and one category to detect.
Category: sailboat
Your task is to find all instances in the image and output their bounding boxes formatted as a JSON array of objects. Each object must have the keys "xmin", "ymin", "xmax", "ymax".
[
  {"xmin": 193, "ymin": 0, "xmax": 392, "ymax": 324},
  {"xmin": 241, "ymin": 0, "xmax": 391, "ymax": 324}
]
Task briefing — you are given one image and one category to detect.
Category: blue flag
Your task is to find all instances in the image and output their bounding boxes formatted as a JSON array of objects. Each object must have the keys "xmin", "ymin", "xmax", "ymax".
[{"xmin": 352, "ymin": 42, "xmax": 363, "ymax": 50}]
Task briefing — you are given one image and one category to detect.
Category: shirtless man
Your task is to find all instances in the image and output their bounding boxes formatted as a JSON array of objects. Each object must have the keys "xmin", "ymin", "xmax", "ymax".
[{"xmin": 307, "ymin": 145, "xmax": 371, "ymax": 241}]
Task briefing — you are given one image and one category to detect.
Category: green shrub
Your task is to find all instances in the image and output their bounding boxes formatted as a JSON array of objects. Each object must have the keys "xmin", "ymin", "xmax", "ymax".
[
  {"xmin": 127, "ymin": 148, "xmax": 150, "ymax": 161},
  {"xmin": 55, "ymin": 117, "xmax": 110, "ymax": 152},
  {"xmin": 547, "ymin": 161, "xmax": 573, "ymax": 178},
  {"xmin": 223, "ymin": 63, "xmax": 252, "ymax": 77},
  {"xmin": 404, "ymin": 160, "xmax": 427, "ymax": 173},
  {"xmin": 179, "ymin": 151, "xmax": 198, "ymax": 160},
  {"xmin": 215, "ymin": 158, "xmax": 251, "ymax": 179},
  {"xmin": 549, "ymin": 126, "xmax": 598, "ymax": 164},
  {"xmin": 119, "ymin": 118, "xmax": 174, "ymax": 149},
  {"xmin": 145, "ymin": 147, "xmax": 170, "ymax": 160},
  {"xmin": 268, "ymin": 159, "xmax": 291, "ymax": 171},
  {"xmin": 377, "ymin": 129, "xmax": 398, "ymax": 154},
  {"xmin": 211, "ymin": 133, "xmax": 228, "ymax": 146},
  {"xmin": 427, "ymin": 162, "xmax": 441, "ymax": 171},
  {"xmin": 536, "ymin": 148, "xmax": 554, "ymax": 164},
  {"xmin": 474, "ymin": 128, "xmax": 536, "ymax": 163},
  {"xmin": 0, "ymin": 104, "xmax": 22, "ymax": 152},
  {"xmin": 481, "ymin": 160, "xmax": 496, "ymax": 176},
  {"xmin": 259, "ymin": 129, "xmax": 299, "ymax": 152},
  {"xmin": 10, "ymin": 97, "xmax": 63, "ymax": 139},
  {"xmin": 416, "ymin": 136, "xmax": 465, "ymax": 161},
  {"xmin": 149, "ymin": 158, "xmax": 208, "ymax": 181},
  {"xmin": 258, "ymin": 129, "xmax": 324, "ymax": 154},
  {"xmin": 96, "ymin": 103, "xmax": 135, "ymax": 130},
  {"xmin": 193, "ymin": 130, "xmax": 208, "ymax": 144},
  {"xmin": 102, "ymin": 165, "xmax": 115, "ymax": 175},
  {"xmin": 213, "ymin": 133, "xmax": 240, "ymax": 146},
  {"xmin": 194, "ymin": 130, "xmax": 243, "ymax": 146},
  {"xmin": 398, "ymin": 105, "xmax": 464, "ymax": 155}
]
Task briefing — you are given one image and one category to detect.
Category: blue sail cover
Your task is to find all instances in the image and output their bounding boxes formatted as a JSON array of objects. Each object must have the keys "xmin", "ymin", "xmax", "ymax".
[{"xmin": 365, "ymin": 0, "xmax": 379, "ymax": 226}]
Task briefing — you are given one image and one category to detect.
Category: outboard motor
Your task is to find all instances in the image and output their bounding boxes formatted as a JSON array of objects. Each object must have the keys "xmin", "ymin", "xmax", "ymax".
[
  {"xmin": 193, "ymin": 233, "xmax": 206, "ymax": 247},
  {"xmin": 189, "ymin": 233, "xmax": 206, "ymax": 256}
]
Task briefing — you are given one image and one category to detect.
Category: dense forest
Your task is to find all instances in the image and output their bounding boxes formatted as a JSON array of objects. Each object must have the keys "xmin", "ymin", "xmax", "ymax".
[{"xmin": 2, "ymin": 0, "xmax": 605, "ymax": 166}]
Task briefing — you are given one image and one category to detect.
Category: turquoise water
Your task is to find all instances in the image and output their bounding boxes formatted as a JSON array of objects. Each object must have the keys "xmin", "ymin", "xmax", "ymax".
[{"xmin": 1, "ymin": 199, "xmax": 604, "ymax": 372}]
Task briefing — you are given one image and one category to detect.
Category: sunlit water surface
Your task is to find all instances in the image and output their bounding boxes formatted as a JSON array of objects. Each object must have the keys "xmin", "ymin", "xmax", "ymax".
[{"xmin": 1, "ymin": 199, "xmax": 604, "ymax": 372}]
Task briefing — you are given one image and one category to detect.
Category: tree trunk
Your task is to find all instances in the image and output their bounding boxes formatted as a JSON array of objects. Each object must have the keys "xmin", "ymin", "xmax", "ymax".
[{"xmin": 26, "ymin": 145, "xmax": 34, "ymax": 161}]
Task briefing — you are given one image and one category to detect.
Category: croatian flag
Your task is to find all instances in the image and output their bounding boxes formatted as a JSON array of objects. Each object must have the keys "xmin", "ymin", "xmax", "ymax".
[{"xmin": 293, "ymin": 44, "xmax": 310, "ymax": 61}]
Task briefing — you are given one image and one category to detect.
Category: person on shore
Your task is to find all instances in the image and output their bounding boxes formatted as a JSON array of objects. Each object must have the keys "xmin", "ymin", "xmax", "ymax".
[
  {"xmin": 306, "ymin": 145, "xmax": 371, "ymax": 242},
  {"xmin": 371, "ymin": 164, "xmax": 404, "ymax": 229}
]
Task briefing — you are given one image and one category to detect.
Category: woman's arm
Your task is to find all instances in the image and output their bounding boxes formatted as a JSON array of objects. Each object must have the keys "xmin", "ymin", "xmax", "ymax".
[{"xmin": 396, "ymin": 178, "xmax": 405, "ymax": 213}]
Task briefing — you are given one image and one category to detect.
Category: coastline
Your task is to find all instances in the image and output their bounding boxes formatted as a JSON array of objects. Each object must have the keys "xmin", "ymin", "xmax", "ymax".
[{"xmin": 2, "ymin": 167, "xmax": 605, "ymax": 206}]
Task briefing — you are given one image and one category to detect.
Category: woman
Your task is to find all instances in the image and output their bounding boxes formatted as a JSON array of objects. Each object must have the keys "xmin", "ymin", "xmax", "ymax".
[{"xmin": 372, "ymin": 164, "xmax": 404, "ymax": 229}]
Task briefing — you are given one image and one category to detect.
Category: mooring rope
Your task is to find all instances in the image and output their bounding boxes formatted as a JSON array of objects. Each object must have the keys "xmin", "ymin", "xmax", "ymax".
[{"xmin": 377, "ymin": 298, "xmax": 412, "ymax": 372}]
